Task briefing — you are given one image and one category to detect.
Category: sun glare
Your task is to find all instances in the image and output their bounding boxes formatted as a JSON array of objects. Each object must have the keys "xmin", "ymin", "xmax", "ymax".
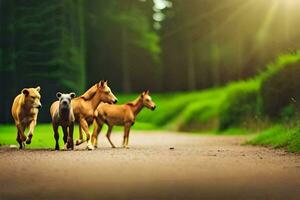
[{"xmin": 278, "ymin": 0, "xmax": 300, "ymax": 7}]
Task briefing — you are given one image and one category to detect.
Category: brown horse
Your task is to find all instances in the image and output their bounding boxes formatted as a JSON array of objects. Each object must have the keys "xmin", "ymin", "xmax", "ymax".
[
  {"xmin": 72, "ymin": 80, "xmax": 117, "ymax": 149},
  {"xmin": 91, "ymin": 91, "xmax": 156, "ymax": 149}
]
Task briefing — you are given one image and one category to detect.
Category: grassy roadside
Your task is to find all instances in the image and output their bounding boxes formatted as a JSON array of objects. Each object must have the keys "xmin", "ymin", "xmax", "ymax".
[
  {"xmin": 246, "ymin": 124, "xmax": 300, "ymax": 152},
  {"xmin": 0, "ymin": 122, "xmax": 159, "ymax": 149}
]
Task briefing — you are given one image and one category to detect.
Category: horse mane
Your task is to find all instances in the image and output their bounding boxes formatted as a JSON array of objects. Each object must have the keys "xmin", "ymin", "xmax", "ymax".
[
  {"xmin": 126, "ymin": 96, "xmax": 142, "ymax": 107},
  {"xmin": 126, "ymin": 102, "xmax": 135, "ymax": 107},
  {"xmin": 80, "ymin": 84, "xmax": 98, "ymax": 100}
]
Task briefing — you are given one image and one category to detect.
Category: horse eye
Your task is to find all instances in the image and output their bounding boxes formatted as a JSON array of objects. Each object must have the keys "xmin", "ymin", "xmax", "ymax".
[{"xmin": 31, "ymin": 96, "xmax": 35, "ymax": 99}]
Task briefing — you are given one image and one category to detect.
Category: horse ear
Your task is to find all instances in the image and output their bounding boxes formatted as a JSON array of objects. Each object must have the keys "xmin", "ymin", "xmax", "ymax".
[
  {"xmin": 56, "ymin": 92, "xmax": 62, "ymax": 99},
  {"xmin": 70, "ymin": 92, "xmax": 76, "ymax": 99},
  {"xmin": 36, "ymin": 86, "xmax": 41, "ymax": 92},
  {"xmin": 22, "ymin": 89, "xmax": 29, "ymax": 96},
  {"xmin": 98, "ymin": 81, "xmax": 104, "ymax": 88},
  {"xmin": 105, "ymin": 80, "xmax": 108, "ymax": 84},
  {"xmin": 146, "ymin": 90, "xmax": 149, "ymax": 94}
]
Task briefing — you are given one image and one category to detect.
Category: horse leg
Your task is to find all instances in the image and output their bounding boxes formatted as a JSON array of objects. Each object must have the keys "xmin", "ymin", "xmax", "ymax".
[
  {"xmin": 80, "ymin": 119, "xmax": 94, "ymax": 150},
  {"xmin": 125, "ymin": 125, "xmax": 132, "ymax": 148},
  {"xmin": 106, "ymin": 125, "xmax": 115, "ymax": 148},
  {"xmin": 75, "ymin": 124, "xmax": 85, "ymax": 145},
  {"xmin": 91, "ymin": 119, "xmax": 103, "ymax": 148},
  {"xmin": 123, "ymin": 124, "xmax": 131, "ymax": 149}
]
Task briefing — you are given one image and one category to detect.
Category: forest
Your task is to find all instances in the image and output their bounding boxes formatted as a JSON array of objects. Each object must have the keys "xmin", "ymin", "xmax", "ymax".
[
  {"xmin": 2, "ymin": 1, "xmax": 300, "ymax": 199},
  {"xmin": 1, "ymin": 0, "xmax": 300, "ymax": 124}
]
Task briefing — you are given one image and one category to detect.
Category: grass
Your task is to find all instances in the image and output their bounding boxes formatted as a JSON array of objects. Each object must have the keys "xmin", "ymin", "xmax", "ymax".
[
  {"xmin": 247, "ymin": 124, "xmax": 300, "ymax": 152},
  {"xmin": 0, "ymin": 122, "xmax": 159, "ymax": 149},
  {"xmin": 0, "ymin": 124, "xmax": 61, "ymax": 149}
]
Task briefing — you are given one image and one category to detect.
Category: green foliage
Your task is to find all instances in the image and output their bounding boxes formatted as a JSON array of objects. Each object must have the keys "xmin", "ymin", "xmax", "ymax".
[
  {"xmin": 260, "ymin": 52, "xmax": 300, "ymax": 118},
  {"xmin": 175, "ymin": 91, "xmax": 223, "ymax": 131},
  {"xmin": 113, "ymin": 8, "xmax": 161, "ymax": 60},
  {"xmin": 280, "ymin": 104, "xmax": 297, "ymax": 121},
  {"xmin": 219, "ymin": 80, "xmax": 260, "ymax": 130},
  {"xmin": 247, "ymin": 124, "xmax": 300, "ymax": 152}
]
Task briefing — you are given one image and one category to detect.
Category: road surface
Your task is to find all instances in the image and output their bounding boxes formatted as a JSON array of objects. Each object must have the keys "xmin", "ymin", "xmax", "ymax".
[{"xmin": 1, "ymin": 131, "xmax": 300, "ymax": 200}]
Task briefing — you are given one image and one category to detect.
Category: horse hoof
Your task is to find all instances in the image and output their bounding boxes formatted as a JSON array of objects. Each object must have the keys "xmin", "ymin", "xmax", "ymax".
[
  {"xmin": 76, "ymin": 139, "xmax": 84, "ymax": 146},
  {"xmin": 87, "ymin": 144, "xmax": 95, "ymax": 151},
  {"xmin": 26, "ymin": 134, "xmax": 32, "ymax": 143}
]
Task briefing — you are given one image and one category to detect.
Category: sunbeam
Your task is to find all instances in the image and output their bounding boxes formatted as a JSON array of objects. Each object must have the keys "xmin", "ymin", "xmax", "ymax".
[{"xmin": 256, "ymin": 0, "xmax": 279, "ymax": 44}]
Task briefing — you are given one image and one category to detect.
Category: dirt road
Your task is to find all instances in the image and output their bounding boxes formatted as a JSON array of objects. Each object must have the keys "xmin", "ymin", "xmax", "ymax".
[{"xmin": 1, "ymin": 131, "xmax": 300, "ymax": 200}]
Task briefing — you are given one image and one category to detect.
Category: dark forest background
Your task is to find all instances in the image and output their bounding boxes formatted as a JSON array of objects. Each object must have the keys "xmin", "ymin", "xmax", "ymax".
[{"xmin": 1, "ymin": 0, "xmax": 300, "ymax": 123}]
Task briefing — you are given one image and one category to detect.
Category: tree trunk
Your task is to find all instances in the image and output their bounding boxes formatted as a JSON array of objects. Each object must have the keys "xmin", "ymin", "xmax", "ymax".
[
  {"xmin": 211, "ymin": 44, "xmax": 220, "ymax": 86},
  {"xmin": 0, "ymin": 0, "xmax": 16, "ymax": 123},
  {"xmin": 210, "ymin": 22, "xmax": 220, "ymax": 86},
  {"xmin": 77, "ymin": 0, "xmax": 86, "ymax": 93},
  {"xmin": 186, "ymin": 42, "xmax": 196, "ymax": 90},
  {"xmin": 121, "ymin": 26, "xmax": 131, "ymax": 93},
  {"xmin": 186, "ymin": 36, "xmax": 196, "ymax": 91}
]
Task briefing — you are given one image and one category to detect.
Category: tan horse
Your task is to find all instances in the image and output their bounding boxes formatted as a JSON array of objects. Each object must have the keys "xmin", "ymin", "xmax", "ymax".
[
  {"xmin": 91, "ymin": 91, "xmax": 156, "ymax": 149},
  {"xmin": 72, "ymin": 80, "xmax": 117, "ymax": 149}
]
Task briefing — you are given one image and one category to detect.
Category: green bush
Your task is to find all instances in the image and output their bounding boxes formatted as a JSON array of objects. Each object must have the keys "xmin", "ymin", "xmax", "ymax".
[
  {"xmin": 248, "ymin": 124, "xmax": 300, "ymax": 152},
  {"xmin": 260, "ymin": 53, "xmax": 300, "ymax": 118},
  {"xmin": 177, "ymin": 96, "xmax": 221, "ymax": 131},
  {"xmin": 219, "ymin": 80, "xmax": 260, "ymax": 130}
]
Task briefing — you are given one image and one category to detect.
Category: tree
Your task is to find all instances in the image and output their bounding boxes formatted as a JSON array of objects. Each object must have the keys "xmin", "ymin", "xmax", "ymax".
[
  {"xmin": 0, "ymin": 0, "xmax": 86, "ymax": 123},
  {"xmin": 84, "ymin": 0, "xmax": 161, "ymax": 93}
]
